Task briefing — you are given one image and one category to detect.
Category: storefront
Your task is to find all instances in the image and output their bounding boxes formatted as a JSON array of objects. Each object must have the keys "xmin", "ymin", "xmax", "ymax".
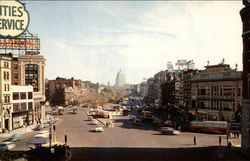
[{"xmin": 12, "ymin": 111, "xmax": 28, "ymax": 130}]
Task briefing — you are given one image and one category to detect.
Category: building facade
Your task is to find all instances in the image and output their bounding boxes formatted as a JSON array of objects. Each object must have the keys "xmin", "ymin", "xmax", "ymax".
[
  {"xmin": 12, "ymin": 85, "xmax": 33, "ymax": 129},
  {"xmin": 0, "ymin": 54, "xmax": 13, "ymax": 132},
  {"xmin": 191, "ymin": 63, "xmax": 242, "ymax": 121},
  {"xmin": 183, "ymin": 69, "xmax": 199, "ymax": 109},
  {"xmin": 18, "ymin": 55, "xmax": 46, "ymax": 123},
  {"xmin": 240, "ymin": 0, "xmax": 250, "ymax": 156}
]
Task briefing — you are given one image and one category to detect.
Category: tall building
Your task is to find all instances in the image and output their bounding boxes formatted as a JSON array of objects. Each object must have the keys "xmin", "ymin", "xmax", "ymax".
[
  {"xmin": 18, "ymin": 55, "xmax": 46, "ymax": 123},
  {"xmin": 0, "ymin": 54, "xmax": 13, "ymax": 132},
  {"xmin": 240, "ymin": 0, "xmax": 250, "ymax": 156},
  {"xmin": 115, "ymin": 70, "xmax": 126, "ymax": 88}
]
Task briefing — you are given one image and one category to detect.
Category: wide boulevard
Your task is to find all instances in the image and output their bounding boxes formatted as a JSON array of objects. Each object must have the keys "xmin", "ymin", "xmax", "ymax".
[{"xmin": 5, "ymin": 107, "xmax": 242, "ymax": 161}]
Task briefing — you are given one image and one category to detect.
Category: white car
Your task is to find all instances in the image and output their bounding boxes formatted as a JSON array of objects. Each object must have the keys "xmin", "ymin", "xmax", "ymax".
[
  {"xmin": 35, "ymin": 130, "xmax": 50, "ymax": 138},
  {"xmin": 92, "ymin": 126, "xmax": 104, "ymax": 132},
  {"xmin": 91, "ymin": 119, "xmax": 99, "ymax": 125},
  {"xmin": 0, "ymin": 142, "xmax": 16, "ymax": 152},
  {"xmin": 160, "ymin": 127, "xmax": 180, "ymax": 135},
  {"xmin": 88, "ymin": 116, "xmax": 94, "ymax": 121}
]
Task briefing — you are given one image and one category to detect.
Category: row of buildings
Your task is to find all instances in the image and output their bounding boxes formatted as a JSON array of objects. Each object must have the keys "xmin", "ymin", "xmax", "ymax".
[
  {"xmin": 139, "ymin": 60, "xmax": 242, "ymax": 122},
  {"xmin": 0, "ymin": 53, "xmax": 46, "ymax": 132},
  {"xmin": 45, "ymin": 77, "xmax": 103, "ymax": 106}
]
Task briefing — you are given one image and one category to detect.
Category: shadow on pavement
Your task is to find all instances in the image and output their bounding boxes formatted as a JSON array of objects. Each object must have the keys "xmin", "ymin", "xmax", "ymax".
[{"xmin": 69, "ymin": 146, "xmax": 248, "ymax": 161}]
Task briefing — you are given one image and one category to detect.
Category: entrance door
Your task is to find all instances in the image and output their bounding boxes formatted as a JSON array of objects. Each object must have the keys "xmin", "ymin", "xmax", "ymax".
[{"xmin": 5, "ymin": 119, "xmax": 9, "ymax": 130}]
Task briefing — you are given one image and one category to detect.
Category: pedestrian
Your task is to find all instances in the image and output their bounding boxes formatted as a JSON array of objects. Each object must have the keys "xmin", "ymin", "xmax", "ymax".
[
  {"xmin": 228, "ymin": 140, "xmax": 232, "ymax": 151},
  {"xmin": 193, "ymin": 136, "xmax": 196, "ymax": 145}
]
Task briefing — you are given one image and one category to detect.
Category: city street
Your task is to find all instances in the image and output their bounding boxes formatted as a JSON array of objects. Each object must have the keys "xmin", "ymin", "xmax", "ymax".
[
  {"xmin": 55, "ymin": 107, "xmax": 239, "ymax": 148},
  {"xmin": 0, "ymin": 106, "xmax": 243, "ymax": 161},
  {"xmin": 8, "ymin": 106, "xmax": 241, "ymax": 150}
]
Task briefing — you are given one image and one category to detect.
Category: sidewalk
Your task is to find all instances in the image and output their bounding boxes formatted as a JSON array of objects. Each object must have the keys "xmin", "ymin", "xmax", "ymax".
[
  {"xmin": 0, "ymin": 115, "xmax": 57, "ymax": 139},
  {"xmin": 0, "ymin": 124, "xmax": 37, "ymax": 138}
]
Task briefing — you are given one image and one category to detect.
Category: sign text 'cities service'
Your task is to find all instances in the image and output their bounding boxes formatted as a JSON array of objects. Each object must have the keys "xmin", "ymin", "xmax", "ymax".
[{"xmin": 0, "ymin": 0, "xmax": 30, "ymax": 38}]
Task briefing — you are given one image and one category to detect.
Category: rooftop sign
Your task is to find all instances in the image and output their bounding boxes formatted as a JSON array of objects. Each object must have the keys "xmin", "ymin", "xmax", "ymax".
[{"xmin": 0, "ymin": 0, "xmax": 30, "ymax": 38}]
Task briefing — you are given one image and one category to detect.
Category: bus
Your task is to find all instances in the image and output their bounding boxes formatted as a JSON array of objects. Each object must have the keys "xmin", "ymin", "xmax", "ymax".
[{"xmin": 190, "ymin": 121, "xmax": 227, "ymax": 133}]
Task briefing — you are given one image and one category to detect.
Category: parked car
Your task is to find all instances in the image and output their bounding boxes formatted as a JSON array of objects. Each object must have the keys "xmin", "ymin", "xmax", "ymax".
[
  {"xmin": 88, "ymin": 116, "xmax": 94, "ymax": 121},
  {"xmin": 0, "ymin": 142, "xmax": 16, "ymax": 152},
  {"xmin": 92, "ymin": 126, "xmax": 104, "ymax": 132},
  {"xmin": 132, "ymin": 119, "xmax": 141, "ymax": 125},
  {"xmin": 90, "ymin": 119, "xmax": 99, "ymax": 125},
  {"xmin": 35, "ymin": 130, "xmax": 50, "ymax": 138},
  {"xmin": 6, "ymin": 133, "xmax": 23, "ymax": 142},
  {"xmin": 160, "ymin": 127, "xmax": 180, "ymax": 135}
]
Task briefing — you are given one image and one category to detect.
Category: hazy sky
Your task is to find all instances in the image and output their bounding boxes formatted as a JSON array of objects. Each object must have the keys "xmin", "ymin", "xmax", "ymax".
[{"xmin": 25, "ymin": 1, "xmax": 244, "ymax": 85}]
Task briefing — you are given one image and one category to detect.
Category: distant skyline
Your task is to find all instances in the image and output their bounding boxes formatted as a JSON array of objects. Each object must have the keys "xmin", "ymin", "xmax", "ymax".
[{"xmin": 25, "ymin": 1, "xmax": 243, "ymax": 85}]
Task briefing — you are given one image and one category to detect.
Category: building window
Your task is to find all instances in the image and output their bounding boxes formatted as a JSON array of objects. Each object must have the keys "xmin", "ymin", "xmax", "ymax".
[
  {"xmin": 238, "ymin": 88, "xmax": 241, "ymax": 96},
  {"xmin": 21, "ymin": 103, "xmax": 27, "ymax": 111},
  {"xmin": 28, "ymin": 92, "xmax": 33, "ymax": 99},
  {"xmin": 28, "ymin": 102, "xmax": 33, "ymax": 110},
  {"xmin": 14, "ymin": 64, "xmax": 18, "ymax": 70},
  {"xmin": 20, "ymin": 92, "xmax": 26, "ymax": 99},
  {"xmin": 13, "ymin": 92, "xmax": 19, "ymax": 100},
  {"xmin": 7, "ymin": 84, "xmax": 9, "ymax": 91},
  {"xmin": 14, "ymin": 73, "xmax": 18, "ymax": 80},
  {"xmin": 13, "ymin": 103, "xmax": 19, "ymax": 112},
  {"xmin": 4, "ymin": 95, "xmax": 10, "ymax": 103},
  {"xmin": 4, "ymin": 84, "xmax": 6, "ymax": 91},
  {"xmin": 4, "ymin": 71, "xmax": 6, "ymax": 80},
  {"xmin": 224, "ymin": 88, "xmax": 233, "ymax": 96},
  {"xmin": 4, "ymin": 62, "xmax": 9, "ymax": 68},
  {"xmin": 6, "ymin": 72, "xmax": 9, "ymax": 80},
  {"xmin": 25, "ymin": 64, "xmax": 39, "ymax": 92}
]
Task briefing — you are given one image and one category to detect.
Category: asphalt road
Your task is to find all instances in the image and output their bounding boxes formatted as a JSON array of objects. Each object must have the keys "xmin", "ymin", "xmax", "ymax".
[
  {"xmin": 1, "ymin": 106, "xmax": 244, "ymax": 161},
  {"xmin": 54, "ymin": 107, "xmax": 238, "ymax": 148}
]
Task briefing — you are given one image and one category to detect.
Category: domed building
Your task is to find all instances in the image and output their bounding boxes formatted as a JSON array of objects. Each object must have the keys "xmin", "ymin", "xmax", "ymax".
[{"xmin": 115, "ymin": 70, "xmax": 126, "ymax": 88}]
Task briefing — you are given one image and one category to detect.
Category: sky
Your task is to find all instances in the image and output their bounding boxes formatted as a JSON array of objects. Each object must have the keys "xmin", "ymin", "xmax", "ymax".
[{"xmin": 24, "ymin": 1, "xmax": 244, "ymax": 85}]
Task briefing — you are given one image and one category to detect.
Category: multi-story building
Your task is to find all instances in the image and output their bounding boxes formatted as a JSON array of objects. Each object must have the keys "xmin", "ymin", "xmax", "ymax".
[
  {"xmin": 153, "ymin": 71, "xmax": 167, "ymax": 107},
  {"xmin": 12, "ymin": 85, "xmax": 33, "ymax": 129},
  {"xmin": 183, "ymin": 69, "xmax": 199, "ymax": 109},
  {"xmin": 0, "ymin": 53, "xmax": 46, "ymax": 132},
  {"xmin": 18, "ymin": 55, "xmax": 46, "ymax": 123},
  {"xmin": 191, "ymin": 62, "xmax": 242, "ymax": 121},
  {"xmin": 161, "ymin": 75, "xmax": 181, "ymax": 107},
  {"xmin": 0, "ymin": 54, "xmax": 13, "ymax": 132},
  {"xmin": 145, "ymin": 78, "xmax": 155, "ymax": 104},
  {"xmin": 139, "ymin": 81, "xmax": 148, "ymax": 97},
  {"xmin": 46, "ymin": 77, "xmax": 99, "ymax": 106}
]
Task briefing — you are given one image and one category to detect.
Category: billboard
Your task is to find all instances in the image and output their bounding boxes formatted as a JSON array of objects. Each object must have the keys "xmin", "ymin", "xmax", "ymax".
[{"xmin": 0, "ymin": 0, "xmax": 30, "ymax": 38}]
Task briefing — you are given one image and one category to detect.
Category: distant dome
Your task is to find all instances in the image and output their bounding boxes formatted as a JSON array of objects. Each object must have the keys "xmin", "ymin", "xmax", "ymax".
[{"xmin": 115, "ymin": 70, "xmax": 126, "ymax": 87}]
